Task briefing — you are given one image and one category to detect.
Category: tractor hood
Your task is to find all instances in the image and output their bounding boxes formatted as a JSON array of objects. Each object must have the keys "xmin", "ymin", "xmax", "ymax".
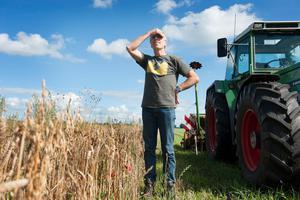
[{"xmin": 275, "ymin": 63, "xmax": 300, "ymax": 92}]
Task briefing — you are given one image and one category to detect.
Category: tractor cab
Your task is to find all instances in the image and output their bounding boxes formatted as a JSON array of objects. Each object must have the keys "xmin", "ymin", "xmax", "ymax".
[{"xmin": 218, "ymin": 21, "xmax": 300, "ymax": 92}]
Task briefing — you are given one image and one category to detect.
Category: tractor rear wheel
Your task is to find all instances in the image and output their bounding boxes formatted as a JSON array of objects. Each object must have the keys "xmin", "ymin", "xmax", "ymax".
[
  {"xmin": 205, "ymin": 89, "xmax": 235, "ymax": 161},
  {"xmin": 235, "ymin": 82, "xmax": 300, "ymax": 185}
]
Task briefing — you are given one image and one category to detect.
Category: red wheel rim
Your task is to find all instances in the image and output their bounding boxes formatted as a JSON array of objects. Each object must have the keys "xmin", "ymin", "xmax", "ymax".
[
  {"xmin": 241, "ymin": 109, "xmax": 261, "ymax": 172},
  {"xmin": 208, "ymin": 107, "xmax": 217, "ymax": 154}
]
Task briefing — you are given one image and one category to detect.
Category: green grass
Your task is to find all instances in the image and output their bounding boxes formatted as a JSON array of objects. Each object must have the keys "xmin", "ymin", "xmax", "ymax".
[{"xmin": 149, "ymin": 128, "xmax": 300, "ymax": 200}]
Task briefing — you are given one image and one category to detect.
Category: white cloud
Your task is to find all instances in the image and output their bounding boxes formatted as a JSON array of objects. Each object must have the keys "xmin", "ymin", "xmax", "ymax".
[
  {"xmin": 6, "ymin": 97, "xmax": 28, "ymax": 108},
  {"xmin": 0, "ymin": 32, "xmax": 84, "ymax": 63},
  {"xmin": 0, "ymin": 32, "xmax": 61, "ymax": 58},
  {"xmin": 179, "ymin": 0, "xmax": 193, "ymax": 7},
  {"xmin": 155, "ymin": 0, "xmax": 177, "ymax": 14},
  {"xmin": 107, "ymin": 105, "xmax": 128, "ymax": 113},
  {"xmin": 137, "ymin": 79, "xmax": 145, "ymax": 84},
  {"xmin": 155, "ymin": 0, "xmax": 192, "ymax": 15},
  {"xmin": 0, "ymin": 86, "xmax": 81, "ymax": 110},
  {"xmin": 104, "ymin": 105, "xmax": 141, "ymax": 123},
  {"xmin": 77, "ymin": 89, "xmax": 142, "ymax": 123},
  {"xmin": 93, "ymin": 0, "xmax": 113, "ymax": 8},
  {"xmin": 0, "ymin": 87, "xmax": 40, "ymax": 95},
  {"xmin": 162, "ymin": 4, "xmax": 261, "ymax": 53},
  {"xmin": 87, "ymin": 38, "xmax": 130, "ymax": 59},
  {"xmin": 52, "ymin": 92, "xmax": 82, "ymax": 109},
  {"xmin": 101, "ymin": 90, "xmax": 142, "ymax": 100},
  {"xmin": 155, "ymin": 0, "xmax": 193, "ymax": 16}
]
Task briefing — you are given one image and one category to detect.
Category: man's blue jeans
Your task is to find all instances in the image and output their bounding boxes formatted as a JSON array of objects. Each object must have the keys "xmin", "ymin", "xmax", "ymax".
[{"xmin": 142, "ymin": 107, "xmax": 176, "ymax": 185}]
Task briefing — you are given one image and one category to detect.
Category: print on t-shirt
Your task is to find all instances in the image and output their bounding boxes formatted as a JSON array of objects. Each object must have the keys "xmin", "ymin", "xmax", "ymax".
[{"xmin": 146, "ymin": 60, "xmax": 168, "ymax": 76}]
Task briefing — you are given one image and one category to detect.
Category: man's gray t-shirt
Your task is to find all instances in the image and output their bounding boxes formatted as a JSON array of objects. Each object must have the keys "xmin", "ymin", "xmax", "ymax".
[{"xmin": 137, "ymin": 54, "xmax": 191, "ymax": 108}]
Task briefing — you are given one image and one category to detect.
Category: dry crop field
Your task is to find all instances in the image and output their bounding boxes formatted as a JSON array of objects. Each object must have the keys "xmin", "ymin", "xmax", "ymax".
[
  {"xmin": 2, "ymin": 83, "xmax": 299, "ymax": 200},
  {"xmin": 0, "ymin": 83, "xmax": 144, "ymax": 199}
]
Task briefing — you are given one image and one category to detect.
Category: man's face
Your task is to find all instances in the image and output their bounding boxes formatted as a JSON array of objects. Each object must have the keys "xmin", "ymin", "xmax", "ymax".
[{"xmin": 150, "ymin": 34, "xmax": 166, "ymax": 50}]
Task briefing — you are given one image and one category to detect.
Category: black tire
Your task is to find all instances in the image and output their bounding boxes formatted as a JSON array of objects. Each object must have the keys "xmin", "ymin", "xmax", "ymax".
[
  {"xmin": 205, "ymin": 89, "xmax": 235, "ymax": 161},
  {"xmin": 292, "ymin": 95, "xmax": 300, "ymax": 187},
  {"xmin": 235, "ymin": 82, "xmax": 300, "ymax": 186}
]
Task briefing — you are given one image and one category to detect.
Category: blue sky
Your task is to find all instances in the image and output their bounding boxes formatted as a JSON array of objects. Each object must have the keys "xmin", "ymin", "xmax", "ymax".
[{"xmin": 0, "ymin": 0, "xmax": 299, "ymax": 124}]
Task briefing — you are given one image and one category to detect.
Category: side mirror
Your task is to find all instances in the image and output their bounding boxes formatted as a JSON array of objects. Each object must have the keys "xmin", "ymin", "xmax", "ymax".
[{"xmin": 217, "ymin": 38, "xmax": 228, "ymax": 57}]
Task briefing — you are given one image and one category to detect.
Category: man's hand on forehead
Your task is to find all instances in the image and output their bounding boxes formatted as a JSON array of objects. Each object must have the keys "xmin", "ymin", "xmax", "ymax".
[{"xmin": 150, "ymin": 28, "xmax": 166, "ymax": 39}]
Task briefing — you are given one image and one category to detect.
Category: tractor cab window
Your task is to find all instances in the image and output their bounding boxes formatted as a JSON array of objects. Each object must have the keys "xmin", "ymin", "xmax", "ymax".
[
  {"xmin": 226, "ymin": 37, "xmax": 249, "ymax": 80},
  {"xmin": 290, "ymin": 45, "xmax": 300, "ymax": 63},
  {"xmin": 235, "ymin": 38, "xmax": 249, "ymax": 75},
  {"xmin": 225, "ymin": 47, "xmax": 235, "ymax": 80},
  {"xmin": 254, "ymin": 33, "xmax": 300, "ymax": 69}
]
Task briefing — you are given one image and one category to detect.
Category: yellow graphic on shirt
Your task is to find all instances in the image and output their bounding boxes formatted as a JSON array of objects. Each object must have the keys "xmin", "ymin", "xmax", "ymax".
[{"xmin": 146, "ymin": 60, "xmax": 168, "ymax": 76}]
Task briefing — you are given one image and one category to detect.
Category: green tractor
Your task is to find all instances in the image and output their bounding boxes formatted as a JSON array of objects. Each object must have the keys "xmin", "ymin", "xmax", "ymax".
[{"xmin": 205, "ymin": 21, "xmax": 300, "ymax": 186}]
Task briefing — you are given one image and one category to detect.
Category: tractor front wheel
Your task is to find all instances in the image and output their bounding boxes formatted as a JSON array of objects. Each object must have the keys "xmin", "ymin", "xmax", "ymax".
[{"xmin": 235, "ymin": 82, "xmax": 300, "ymax": 185}]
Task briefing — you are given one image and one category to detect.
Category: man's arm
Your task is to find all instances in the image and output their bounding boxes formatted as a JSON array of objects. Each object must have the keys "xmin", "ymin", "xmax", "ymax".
[
  {"xmin": 126, "ymin": 32, "xmax": 149, "ymax": 62},
  {"xmin": 178, "ymin": 70, "xmax": 199, "ymax": 91},
  {"xmin": 126, "ymin": 28, "xmax": 163, "ymax": 62},
  {"xmin": 175, "ymin": 70, "xmax": 199, "ymax": 104}
]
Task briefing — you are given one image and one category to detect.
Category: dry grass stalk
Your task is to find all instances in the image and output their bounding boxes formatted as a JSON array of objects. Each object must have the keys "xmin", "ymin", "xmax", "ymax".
[
  {"xmin": 0, "ymin": 178, "xmax": 29, "ymax": 193},
  {"xmin": 0, "ymin": 81, "xmax": 144, "ymax": 200}
]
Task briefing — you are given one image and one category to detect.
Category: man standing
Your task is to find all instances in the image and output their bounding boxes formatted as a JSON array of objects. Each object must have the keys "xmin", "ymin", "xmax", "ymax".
[{"xmin": 126, "ymin": 28, "xmax": 199, "ymax": 196}]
